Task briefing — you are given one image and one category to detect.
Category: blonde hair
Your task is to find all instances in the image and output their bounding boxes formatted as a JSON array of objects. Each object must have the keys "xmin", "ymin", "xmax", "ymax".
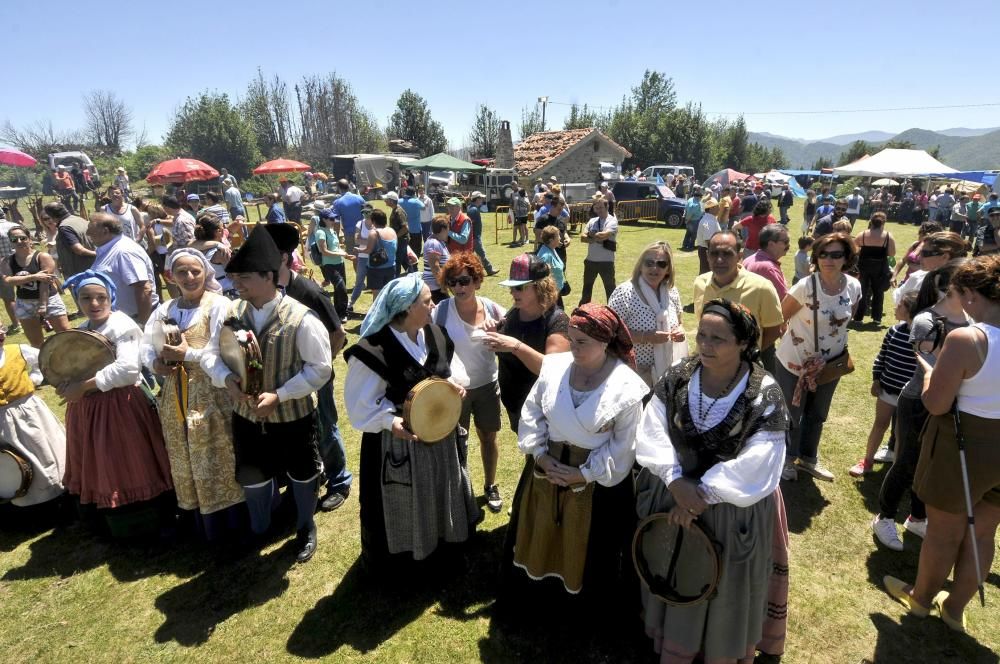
[
  {"xmin": 631, "ymin": 241, "xmax": 675, "ymax": 288},
  {"xmin": 539, "ymin": 225, "xmax": 561, "ymax": 245}
]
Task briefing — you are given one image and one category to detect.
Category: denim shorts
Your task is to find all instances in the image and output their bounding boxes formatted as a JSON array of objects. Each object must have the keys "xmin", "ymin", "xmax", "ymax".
[{"xmin": 15, "ymin": 293, "xmax": 67, "ymax": 319}]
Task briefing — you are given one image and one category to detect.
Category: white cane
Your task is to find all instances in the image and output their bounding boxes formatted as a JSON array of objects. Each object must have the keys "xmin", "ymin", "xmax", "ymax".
[{"xmin": 952, "ymin": 404, "xmax": 986, "ymax": 607}]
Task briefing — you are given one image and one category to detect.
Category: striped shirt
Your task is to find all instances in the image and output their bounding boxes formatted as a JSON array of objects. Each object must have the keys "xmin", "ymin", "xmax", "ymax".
[{"xmin": 872, "ymin": 322, "xmax": 918, "ymax": 395}]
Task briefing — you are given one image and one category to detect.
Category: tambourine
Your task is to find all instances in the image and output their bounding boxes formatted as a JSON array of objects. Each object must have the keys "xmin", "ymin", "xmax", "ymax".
[
  {"xmin": 150, "ymin": 318, "xmax": 182, "ymax": 365},
  {"xmin": 0, "ymin": 447, "xmax": 33, "ymax": 503},
  {"xmin": 219, "ymin": 320, "xmax": 263, "ymax": 395},
  {"xmin": 38, "ymin": 329, "xmax": 115, "ymax": 386},
  {"xmin": 632, "ymin": 512, "xmax": 724, "ymax": 606},
  {"xmin": 402, "ymin": 378, "xmax": 462, "ymax": 443}
]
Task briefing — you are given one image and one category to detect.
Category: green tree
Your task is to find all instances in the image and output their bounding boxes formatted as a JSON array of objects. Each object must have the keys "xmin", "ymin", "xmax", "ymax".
[
  {"xmin": 882, "ymin": 139, "xmax": 915, "ymax": 150},
  {"xmin": 468, "ymin": 104, "xmax": 500, "ymax": 158},
  {"xmin": 387, "ymin": 90, "xmax": 447, "ymax": 156},
  {"xmin": 606, "ymin": 71, "xmax": 679, "ymax": 167},
  {"xmin": 769, "ymin": 146, "xmax": 788, "ymax": 169},
  {"xmin": 295, "ymin": 73, "xmax": 384, "ymax": 165},
  {"xmin": 811, "ymin": 156, "xmax": 834, "ymax": 170},
  {"xmin": 125, "ymin": 144, "xmax": 172, "ymax": 180},
  {"xmin": 166, "ymin": 92, "xmax": 262, "ymax": 179},
  {"xmin": 722, "ymin": 116, "xmax": 750, "ymax": 172},
  {"xmin": 563, "ymin": 104, "xmax": 610, "ymax": 131},
  {"xmin": 242, "ymin": 69, "xmax": 295, "ymax": 159},
  {"xmin": 838, "ymin": 140, "xmax": 871, "ymax": 166},
  {"xmin": 518, "ymin": 105, "xmax": 544, "ymax": 140}
]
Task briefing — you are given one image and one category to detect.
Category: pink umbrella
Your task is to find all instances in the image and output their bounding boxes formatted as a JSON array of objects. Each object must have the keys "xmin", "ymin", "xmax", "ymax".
[
  {"xmin": 0, "ymin": 147, "xmax": 38, "ymax": 168},
  {"xmin": 147, "ymin": 158, "xmax": 219, "ymax": 184}
]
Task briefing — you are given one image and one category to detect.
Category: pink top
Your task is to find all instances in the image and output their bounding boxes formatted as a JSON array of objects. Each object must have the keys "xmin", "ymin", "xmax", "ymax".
[{"xmin": 742, "ymin": 250, "xmax": 788, "ymax": 301}]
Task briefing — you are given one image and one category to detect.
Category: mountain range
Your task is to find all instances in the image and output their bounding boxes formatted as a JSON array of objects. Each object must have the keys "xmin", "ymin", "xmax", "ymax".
[{"xmin": 750, "ymin": 127, "xmax": 1000, "ymax": 170}]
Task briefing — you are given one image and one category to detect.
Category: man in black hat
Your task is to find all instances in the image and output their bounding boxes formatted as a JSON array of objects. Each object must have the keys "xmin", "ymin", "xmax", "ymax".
[
  {"xmin": 263, "ymin": 224, "xmax": 352, "ymax": 512},
  {"xmin": 202, "ymin": 225, "xmax": 331, "ymax": 562}
]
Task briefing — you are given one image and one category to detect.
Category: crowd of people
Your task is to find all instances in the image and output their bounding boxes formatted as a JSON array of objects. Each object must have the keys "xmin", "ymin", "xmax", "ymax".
[{"xmin": 1, "ymin": 167, "xmax": 998, "ymax": 662}]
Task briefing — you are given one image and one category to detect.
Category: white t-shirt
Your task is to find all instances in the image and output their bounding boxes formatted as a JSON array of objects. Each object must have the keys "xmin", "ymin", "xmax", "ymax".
[
  {"xmin": 282, "ymin": 186, "xmax": 304, "ymax": 204},
  {"xmin": 433, "ymin": 297, "xmax": 505, "ymax": 388},
  {"xmin": 584, "ymin": 214, "xmax": 619, "ymax": 262},
  {"xmin": 356, "ymin": 222, "xmax": 370, "ymax": 259},
  {"xmin": 776, "ymin": 274, "xmax": 861, "ymax": 376},
  {"xmin": 846, "ymin": 195, "xmax": 864, "ymax": 215},
  {"xmin": 696, "ymin": 212, "xmax": 721, "ymax": 248}
]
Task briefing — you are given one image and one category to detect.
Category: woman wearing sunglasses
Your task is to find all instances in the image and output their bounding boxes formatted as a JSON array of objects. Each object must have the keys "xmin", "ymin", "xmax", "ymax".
[
  {"xmin": 432, "ymin": 253, "xmax": 507, "ymax": 513},
  {"xmin": 893, "ymin": 231, "xmax": 968, "ymax": 306},
  {"xmin": 483, "ymin": 253, "xmax": 570, "ymax": 432},
  {"xmin": 608, "ymin": 241, "xmax": 685, "ymax": 386},
  {"xmin": 775, "ymin": 232, "xmax": 861, "ymax": 482},
  {"xmin": 0, "ymin": 225, "xmax": 71, "ymax": 348},
  {"xmin": 873, "ymin": 260, "xmax": 970, "ymax": 551}
]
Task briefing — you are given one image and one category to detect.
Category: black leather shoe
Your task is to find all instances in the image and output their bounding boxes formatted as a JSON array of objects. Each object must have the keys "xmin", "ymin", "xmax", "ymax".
[
  {"xmin": 295, "ymin": 525, "xmax": 318, "ymax": 563},
  {"xmin": 319, "ymin": 489, "xmax": 349, "ymax": 512}
]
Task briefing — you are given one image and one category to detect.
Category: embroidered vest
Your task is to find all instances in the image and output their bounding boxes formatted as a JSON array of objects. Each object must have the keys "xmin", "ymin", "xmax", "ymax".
[
  {"xmin": 231, "ymin": 296, "xmax": 317, "ymax": 423},
  {"xmin": 0, "ymin": 345, "xmax": 34, "ymax": 406}
]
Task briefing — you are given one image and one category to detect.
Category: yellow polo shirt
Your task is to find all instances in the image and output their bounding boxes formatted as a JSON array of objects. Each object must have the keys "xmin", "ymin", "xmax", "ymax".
[
  {"xmin": 718, "ymin": 195, "xmax": 732, "ymax": 223},
  {"xmin": 692, "ymin": 269, "xmax": 784, "ymax": 334}
]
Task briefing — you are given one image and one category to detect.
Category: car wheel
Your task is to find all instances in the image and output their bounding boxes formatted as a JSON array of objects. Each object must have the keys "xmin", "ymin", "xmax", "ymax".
[{"xmin": 665, "ymin": 211, "xmax": 683, "ymax": 228}]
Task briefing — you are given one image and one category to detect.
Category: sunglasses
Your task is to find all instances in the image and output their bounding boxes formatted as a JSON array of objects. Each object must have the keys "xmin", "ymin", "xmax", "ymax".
[
  {"xmin": 920, "ymin": 249, "xmax": 944, "ymax": 257},
  {"xmin": 644, "ymin": 259, "xmax": 669, "ymax": 269},
  {"xmin": 10, "ymin": 236, "xmax": 29, "ymax": 244},
  {"xmin": 817, "ymin": 250, "xmax": 846, "ymax": 259},
  {"xmin": 447, "ymin": 276, "xmax": 473, "ymax": 287},
  {"xmin": 834, "ymin": 208, "xmax": 847, "ymax": 212}
]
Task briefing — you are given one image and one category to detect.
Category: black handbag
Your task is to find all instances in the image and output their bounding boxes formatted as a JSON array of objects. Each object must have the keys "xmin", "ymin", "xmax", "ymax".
[
  {"xmin": 368, "ymin": 232, "xmax": 389, "ymax": 267},
  {"xmin": 602, "ymin": 239, "xmax": 618, "ymax": 252}
]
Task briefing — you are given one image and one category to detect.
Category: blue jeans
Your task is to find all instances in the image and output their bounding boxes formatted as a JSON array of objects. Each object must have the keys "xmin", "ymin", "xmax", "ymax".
[
  {"xmin": 775, "ymin": 361, "xmax": 839, "ymax": 463},
  {"xmin": 472, "ymin": 218, "xmax": 494, "ymax": 272},
  {"xmin": 317, "ymin": 379, "xmax": 352, "ymax": 495},
  {"xmin": 349, "ymin": 257, "xmax": 369, "ymax": 308},
  {"xmin": 421, "ymin": 221, "xmax": 431, "ymax": 240},
  {"xmin": 681, "ymin": 216, "xmax": 699, "ymax": 250}
]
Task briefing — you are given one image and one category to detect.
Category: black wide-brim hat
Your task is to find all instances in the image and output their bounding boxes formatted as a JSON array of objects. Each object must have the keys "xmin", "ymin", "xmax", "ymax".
[{"xmin": 225, "ymin": 224, "xmax": 282, "ymax": 273}]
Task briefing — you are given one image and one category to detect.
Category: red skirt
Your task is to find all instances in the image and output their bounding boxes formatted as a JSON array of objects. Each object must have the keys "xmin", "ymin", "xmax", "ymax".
[{"xmin": 64, "ymin": 386, "xmax": 173, "ymax": 509}]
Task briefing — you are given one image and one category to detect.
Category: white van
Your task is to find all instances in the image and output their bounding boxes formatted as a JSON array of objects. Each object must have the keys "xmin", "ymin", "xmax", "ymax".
[{"xmin": 641, "ymin": 164, "xmax": 695, "ymax": 182}]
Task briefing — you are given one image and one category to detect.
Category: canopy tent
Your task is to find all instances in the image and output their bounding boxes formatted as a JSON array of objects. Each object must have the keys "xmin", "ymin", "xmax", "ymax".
[
  {"xmin": 833, "ymin": 148, "xmax": 957, "ymax": 178},
  {"xmin": 755, "ymin": 170, "xmax": 808, "ymax": 198},
  {"xmin": 702, "ymin": 168, "xmax": 749, "ymax": 188},
  {"xmin": 400, "ymin": 152, "xmax": 485, "ymax": 172},
  {"xmin": 924, "ymin": 170, "xmax": 998, "ymax": 188}
]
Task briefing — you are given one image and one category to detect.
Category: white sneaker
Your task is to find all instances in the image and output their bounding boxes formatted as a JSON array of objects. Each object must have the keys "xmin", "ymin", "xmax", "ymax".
[
  {"xmin": 781, "ymin": 461, "xmax": 798, "ymax": 481},
  {"xmin": 904, "ymin": 516, "xmax": 927, "ymax": 539},
  {"xmin": 798, "ymin": 460, "xmax": 835, "ymax": 482},
  {"xmin": 872, "ymin": 515, "xmax": 904, "ymax": 551},
  {"xmin": 874, "ymin": 446, "xmax": 895, "ymax": 464}
]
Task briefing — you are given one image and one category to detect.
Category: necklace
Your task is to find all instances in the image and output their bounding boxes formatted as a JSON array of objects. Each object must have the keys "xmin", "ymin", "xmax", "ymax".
[
  {"xmin": 696, "ymin": 363, "xmax": 744, "ymax": 422},
  {"xmin": 820, "ymin": 273, "xmax": 845, "ymax": 296}
]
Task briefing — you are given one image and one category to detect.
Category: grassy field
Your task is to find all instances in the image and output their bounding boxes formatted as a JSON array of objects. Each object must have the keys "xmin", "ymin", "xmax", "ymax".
[{"xmin": 1, "ymin": 199, "xmax": 998, "ymax": 663}]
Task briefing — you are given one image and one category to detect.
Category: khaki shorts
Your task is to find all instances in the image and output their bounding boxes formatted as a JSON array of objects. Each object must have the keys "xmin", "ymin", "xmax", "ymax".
[
  {"xmin": 914, "ymin": 412, "xmax": 1000, "ymax": 513},
  {"xmin": 459, "ymin": 380, "xmax": 502, "ymax": 433}
]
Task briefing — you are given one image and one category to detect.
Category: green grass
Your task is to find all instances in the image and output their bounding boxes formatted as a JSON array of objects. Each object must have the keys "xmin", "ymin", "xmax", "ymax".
[{"xmin": 1, "ymin": 199, "xmax": 998, "ymax": 663}]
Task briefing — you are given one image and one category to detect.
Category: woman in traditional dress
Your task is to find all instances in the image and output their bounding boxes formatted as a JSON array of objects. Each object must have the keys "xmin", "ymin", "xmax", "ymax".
[
  {"xmin": 608, "ymin": 240, "xmax": 686, "ymax": 387},
  {"xmin": 344, "ymin": 274, "xmax": 482, "ymax": 572},
  {"xmin": 0, "ymin": 322, "xmax": 66, "ymax": 507},
  {"xmin": 505, "ymin": 303, "xmax": 647, "ymax": 601},
  {"xmin": 141, "ymin": 248, "xmax": 244, "ymax": 540},
  {"xmin": 58, "ymin": 270, "xmax": 173, "ymax": 535},
  {"xmin": 635, "ymin": 298, "xmax": 789, "ymax": 664}
]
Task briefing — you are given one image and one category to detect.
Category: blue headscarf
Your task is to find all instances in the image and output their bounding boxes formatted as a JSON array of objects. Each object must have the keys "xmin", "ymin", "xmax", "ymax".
[
  {"xmin": 62, "ymin": 269, "xmax": 118, "ymax": 308},
  {"xmin": 359, "ymin": 274, "xmax": 424, "ymax": 338}
]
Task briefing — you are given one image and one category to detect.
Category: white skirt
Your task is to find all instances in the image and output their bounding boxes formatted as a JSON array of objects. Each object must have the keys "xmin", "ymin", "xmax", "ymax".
[{"xmin": 0, "ymin": 393, "xmax": 67, "ymax": 506}]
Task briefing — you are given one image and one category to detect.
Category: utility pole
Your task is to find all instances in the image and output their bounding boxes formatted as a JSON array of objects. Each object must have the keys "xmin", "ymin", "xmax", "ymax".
[{"xmin": 537, "ymin": 96, "xmax": 548, "ymax": 131}]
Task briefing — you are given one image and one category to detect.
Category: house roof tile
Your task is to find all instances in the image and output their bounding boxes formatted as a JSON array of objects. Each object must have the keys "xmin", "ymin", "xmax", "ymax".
[{"xmin": 513, "ymin": 128, "xmax": 630, "ymax": 175}]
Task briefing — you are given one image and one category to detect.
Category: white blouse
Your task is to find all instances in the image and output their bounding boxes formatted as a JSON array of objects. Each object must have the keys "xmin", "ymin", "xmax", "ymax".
[
  {"xmin": 635, "ymin": 369, "xmax": 784, "ymax": 507},
  {"xmin": 344, "ymin": 327, "xmax": 431, "ymax": 434},
  {"xmin": 83, "ymin": 310, "xmax": 143, "ymax": 391},
  {"xmin": 139, "ymin": 295, "xmax": 230, "ymax": 370},
  {"xmin": 518, "ymin": 352, "xmax": 648, "ymax": 487}
]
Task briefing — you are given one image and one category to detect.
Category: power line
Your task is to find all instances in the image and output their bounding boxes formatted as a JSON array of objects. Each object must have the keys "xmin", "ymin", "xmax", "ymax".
[{"xmin": 540, "ymin": 99, "xmax": 1000, "ymax": 116}]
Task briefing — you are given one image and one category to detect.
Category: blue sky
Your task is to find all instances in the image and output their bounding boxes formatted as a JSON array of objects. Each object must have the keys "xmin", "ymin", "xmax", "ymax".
[{"xmin": 5, "ymin": 0, "xmax": 999, "ymax": 149}]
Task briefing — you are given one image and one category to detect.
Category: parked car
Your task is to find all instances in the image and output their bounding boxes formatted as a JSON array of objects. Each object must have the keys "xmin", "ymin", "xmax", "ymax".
[
  {"xmin": 641, "ymin": 164, "xmax": 696, "ymax": 182},
  {"xmin": 611, "ymin": 181, "xmax": 686, "ymax": 227},
  {"xmin": 559, "ymin": 182, "xmax": 597, "ymax": 205},
  {"xmin": 599, "ymin": 161, "xmax": 621, "ymax": 182}
]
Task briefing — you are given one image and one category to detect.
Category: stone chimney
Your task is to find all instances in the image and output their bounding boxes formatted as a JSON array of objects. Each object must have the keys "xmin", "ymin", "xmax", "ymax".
[{"xmin": 495, "ymin": 120, "xmax": 514, "ymax": 169}]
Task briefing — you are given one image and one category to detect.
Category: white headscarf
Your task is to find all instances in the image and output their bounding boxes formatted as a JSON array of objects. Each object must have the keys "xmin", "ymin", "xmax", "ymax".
[{"xmin": 166, "ymin": 247, "xmax": 223, "ymax": 293}]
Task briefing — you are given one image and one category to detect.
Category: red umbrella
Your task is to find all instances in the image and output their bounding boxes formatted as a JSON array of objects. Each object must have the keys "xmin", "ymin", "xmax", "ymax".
[
  {"xmin": 147, "ymin": 158, "xmax": 219, "ymax": 184},
  {"xmin": 253, "ymin": 158, "xmax": 311, "ymax": 175},
  {"xmin": 0, "ymin": 147, "xmax": 38, "ymax": 168}
]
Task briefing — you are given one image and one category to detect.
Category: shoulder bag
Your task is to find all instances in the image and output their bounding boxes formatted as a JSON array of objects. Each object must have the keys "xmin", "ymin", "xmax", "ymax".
[
  {"xmin": 368, "ymin": 231, "xmax": 389, "ymax": 267},
  {"xmin": 813, "ymin": 274, "xmax": 854, "ymax": 385}
]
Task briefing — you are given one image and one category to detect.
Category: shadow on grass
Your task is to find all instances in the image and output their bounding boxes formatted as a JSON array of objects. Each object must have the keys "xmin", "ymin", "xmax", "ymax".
[
  {"xmin": 780, "ymin": 476, "xmax": 830, "ymax": 534},
  {"xmin": 286, "ymin": 526, "xmax": 505, "ymax": 658},
  {"xmin": 0, "ymin": 498, "xmax": 71, "ymax": 553},
  {"xmin": 851, "ymin": 465, "xmax": 892, "ymax": 516},
  {"xmin": 868, "ymin": 612, "xmax": 998, "ymax": 664},
  {"xmin": 153, "ymin": 540, "xmax": 297, "ymax": 647}
]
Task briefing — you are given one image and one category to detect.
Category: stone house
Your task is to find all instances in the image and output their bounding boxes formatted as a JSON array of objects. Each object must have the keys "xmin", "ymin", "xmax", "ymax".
[{"xmin": 513, "ymin": 128, "xmax": 630, "ymax": 186}]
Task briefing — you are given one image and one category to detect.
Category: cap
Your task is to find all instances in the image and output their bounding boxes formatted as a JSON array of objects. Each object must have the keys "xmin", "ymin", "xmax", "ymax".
[
  {"xmin": 535, "ymin": 177, "xmax": 543, "ymax": 182},
  {"xmin": 446, "ymin": 197, "xmax": 463, "ymax": 206},
  {"xmin": 470, "ymin": 191, "xmax": 485, "ymax": 199},
  {"xmin": 382, "ymin": 191, "xmax": 399, "ymax": 202},
  {"xmin": 549, "ymin": 175, "xmax": 558, "ymax": 182},
  {"xmin": 186, "ymin": 193, "xmax": 201, "ymax": 202},
  {"xmin": 499, "ymin": 253, "xmax": 550, "ymax": 287},
  {"xmin": 702, "ymin": 196, "xmax": 719, "ymax": 210},
  {"xmin": 854, "ymin": 187, "xmax": 861, "ymax": 191}
]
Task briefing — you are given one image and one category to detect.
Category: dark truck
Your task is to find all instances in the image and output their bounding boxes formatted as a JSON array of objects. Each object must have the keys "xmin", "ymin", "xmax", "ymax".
[{"xmin": 611, "ymin": 181, "xmax": 686, "ymax": 227}]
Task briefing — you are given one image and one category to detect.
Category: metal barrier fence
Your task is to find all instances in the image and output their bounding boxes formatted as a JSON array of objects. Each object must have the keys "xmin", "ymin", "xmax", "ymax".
[
  {"xmin": 614, "ymin": 198, "xmax": 660, "ymax": 223},
  {"xmin": 494, "ymin": 206, "xmax": 511, "ymax": 244}
]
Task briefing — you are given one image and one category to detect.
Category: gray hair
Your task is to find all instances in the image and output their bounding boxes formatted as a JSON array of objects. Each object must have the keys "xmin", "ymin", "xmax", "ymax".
[{"xmin": 759, "ymin": 223, "xmax": 788, "ymax": 249}]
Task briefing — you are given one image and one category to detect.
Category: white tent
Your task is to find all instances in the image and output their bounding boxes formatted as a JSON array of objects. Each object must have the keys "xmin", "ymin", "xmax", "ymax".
[{"xmin": 833, "ymin": 148, "xmax": 957, "ymax": 178}]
